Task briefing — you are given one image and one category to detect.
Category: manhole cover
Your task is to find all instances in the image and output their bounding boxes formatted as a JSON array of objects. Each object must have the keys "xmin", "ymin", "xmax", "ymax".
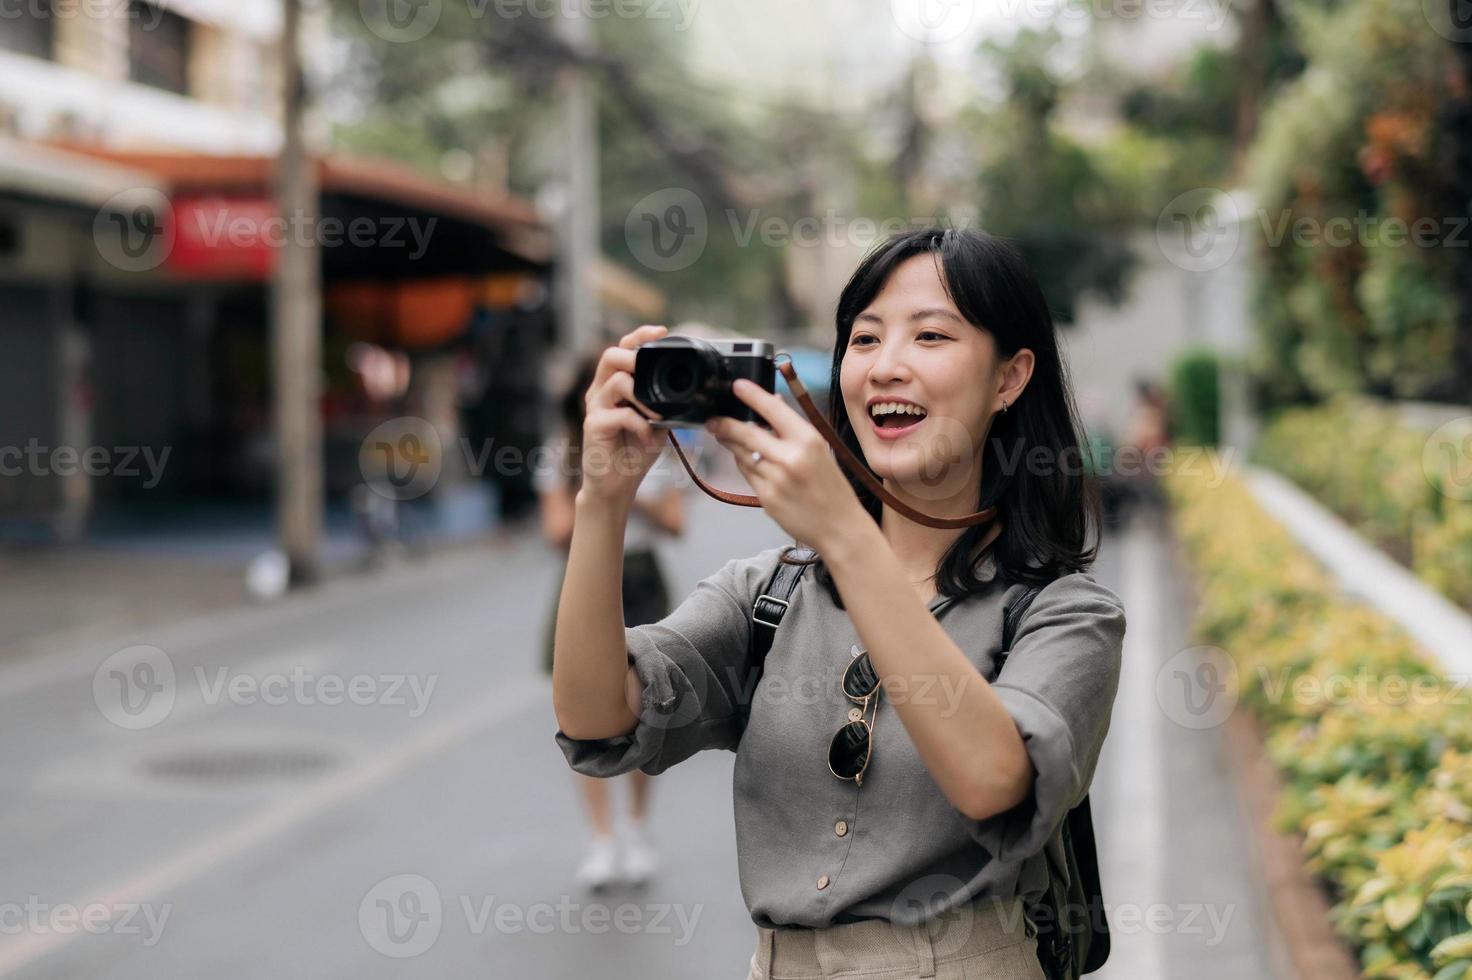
[{"xmin": 145, "ymin": 748, "xmax": 335, "ymax": 783}]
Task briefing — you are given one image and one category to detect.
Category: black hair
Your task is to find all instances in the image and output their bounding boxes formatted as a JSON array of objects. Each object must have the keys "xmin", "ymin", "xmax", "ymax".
[
  {"xmin": 553, "ymin": 351, "xmax": 602, "ymax": 494},
  {"xmin": 782, "ymin": 227, "xmax": 1101, "ymax": 604}
]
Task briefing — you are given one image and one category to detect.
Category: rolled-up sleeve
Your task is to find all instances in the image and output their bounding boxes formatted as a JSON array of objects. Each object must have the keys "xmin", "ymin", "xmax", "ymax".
[
  {"xmin": 554, "ymin": 546, "xmax": 786, "ymax": 778},
  {"xmin": 969, "ymin": 573, "xmax": 1126, "ymax": 863}
]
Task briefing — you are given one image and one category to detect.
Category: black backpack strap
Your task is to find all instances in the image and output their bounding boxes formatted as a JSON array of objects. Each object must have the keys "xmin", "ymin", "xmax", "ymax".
[
  {"xmin": 734, "ymin": 546, "xmax": 814, "ymax": 732},
  {"xmin": 997, "ymin": 576, "xmax": 1112, "ymax": 978},
  {"xmin": 749, "ymin": 546, "xmax": 816, "ymax": 665},
  {"xmin": 1070, "ymin": 796, "xmax": 1111, "ymax": 972},
  {"xmin": 996, "ymin": 583, "xmax": 1045, "ymax": 676}
]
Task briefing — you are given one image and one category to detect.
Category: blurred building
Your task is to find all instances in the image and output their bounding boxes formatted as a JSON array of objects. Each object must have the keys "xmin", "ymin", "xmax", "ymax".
[{"xmin": 0, "ymin": 1, "xmax": 656, "ymax": 546}]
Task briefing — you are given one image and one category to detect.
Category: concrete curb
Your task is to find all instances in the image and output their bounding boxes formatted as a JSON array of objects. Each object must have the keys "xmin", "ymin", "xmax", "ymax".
[{"xmin": 1244, "ymin": 465, "xmax": 1472, "ymax": 679}]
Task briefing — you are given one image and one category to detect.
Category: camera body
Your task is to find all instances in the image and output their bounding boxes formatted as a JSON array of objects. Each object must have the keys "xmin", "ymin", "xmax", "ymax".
[{"xmin": 632, "ymin": 335, "xmax": 777, "ymax": 427}]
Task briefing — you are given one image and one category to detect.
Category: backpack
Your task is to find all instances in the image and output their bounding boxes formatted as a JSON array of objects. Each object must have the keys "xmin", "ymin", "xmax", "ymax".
[
  {"xmin": 1000, "ymin": 585, "xmax": 1111, "ymax": 979},
  {"xmin": 743, "ymin": 546, "xmax": 1111, "ymax": 979}
]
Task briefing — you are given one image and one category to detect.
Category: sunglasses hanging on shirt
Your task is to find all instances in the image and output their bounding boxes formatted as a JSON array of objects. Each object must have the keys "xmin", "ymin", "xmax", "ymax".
[{"xmin": 828, "ymin": 647, "xmax": 882, "ymax": 785}]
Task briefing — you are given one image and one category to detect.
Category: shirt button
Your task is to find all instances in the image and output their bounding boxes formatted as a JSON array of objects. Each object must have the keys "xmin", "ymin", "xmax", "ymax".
[
  {"xmin": 835, "ymin": 820, "xmax": 848, "ymax": 837},
  {"xmin": 847, "ymin": 707, "xmax": 864, "ymax": 723},
  {"xmin": 817, "ymin": 874, "xmax": 830, "ymax": 890}
]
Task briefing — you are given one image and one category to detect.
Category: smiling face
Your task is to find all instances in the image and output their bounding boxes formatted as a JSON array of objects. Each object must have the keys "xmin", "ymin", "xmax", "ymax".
[{"xmin": 838, "ymin": 253, "xmax": 1005, "ymax": 502}]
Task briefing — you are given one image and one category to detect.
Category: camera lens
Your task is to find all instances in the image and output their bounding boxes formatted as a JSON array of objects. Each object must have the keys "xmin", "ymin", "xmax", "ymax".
[{"xmin": 657, "ymin": 358, "xmax": 697, "ymax": 400}]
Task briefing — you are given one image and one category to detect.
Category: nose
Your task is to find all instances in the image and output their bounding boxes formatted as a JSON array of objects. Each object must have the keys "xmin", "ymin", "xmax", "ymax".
[{"xmin": 868, "ymin": 337, "xmax": 913, "ymax": 386}]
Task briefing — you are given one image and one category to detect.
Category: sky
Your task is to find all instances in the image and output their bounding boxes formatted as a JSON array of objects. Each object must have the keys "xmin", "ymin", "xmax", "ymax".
[{"xmin": 681, "ymin": 0, "xmax": 1033, "ymax": 111}]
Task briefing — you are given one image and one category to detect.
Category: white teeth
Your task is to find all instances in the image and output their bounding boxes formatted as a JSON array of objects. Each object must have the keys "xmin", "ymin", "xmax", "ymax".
[{"xmin": 870, "ymin": 402, "xmax": 927, "ymax": 418}]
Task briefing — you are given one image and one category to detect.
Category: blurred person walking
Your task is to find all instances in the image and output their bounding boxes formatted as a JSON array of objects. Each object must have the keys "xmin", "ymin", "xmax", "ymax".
[
  {"xmin": 537, "ymin": 351, "xmax": 687, "ymax": 891},
  {"xmin": 1121, "ymin": 377, "xmax": 1172, "ymax": 516}
]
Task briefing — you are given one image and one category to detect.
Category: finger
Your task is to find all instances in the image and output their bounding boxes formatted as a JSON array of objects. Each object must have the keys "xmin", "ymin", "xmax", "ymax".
[
  {"xmin": 707, "ymin": 417, "xmax": 783, "ymax": 460},
  {"xmin": 590, "ymin": 326, "xmax": 666, "ymax": 407},
  {"xmin": 587, "ymin": 407, "xmax": 659, "ymax": 453},
  {"xmin": 618, "ymin": 324, "xmax": 667, "ymax": 350},
  {"xmin": 733, "ymin": 378, "xmax": 809, "ymax": 439},
  {"xmin": 613, "ymin": 371, "xmax": 663, "ymax": 420},
  {"xmin": 589, "ymin": 345, "xmax": 637, "ymax": 398},
  {"xmin": 589, "ymin": 361, "xmax": 662, "ymax": 418}
]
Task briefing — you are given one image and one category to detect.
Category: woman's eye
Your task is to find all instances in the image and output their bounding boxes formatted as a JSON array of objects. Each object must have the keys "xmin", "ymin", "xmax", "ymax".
[
  {"xmin": 919, "ymin": 331, "xmax": 950, "ymax": 342},
  {"xmin": 851, "ymin": 335, "xmax": 876, "ymax": 347}
]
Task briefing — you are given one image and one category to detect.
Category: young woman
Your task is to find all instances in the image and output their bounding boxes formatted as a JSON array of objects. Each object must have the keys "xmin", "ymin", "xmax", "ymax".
[
  {"xmin": 550, "ymin": 228, "xmax": 1127, "ymax": 980},
  {"xmin": 536, "ymin": 351, "xmax": 687, "ymax": 890}
]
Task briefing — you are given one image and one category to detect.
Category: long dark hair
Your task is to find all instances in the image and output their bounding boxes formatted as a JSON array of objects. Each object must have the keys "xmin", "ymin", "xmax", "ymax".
[
  {"xmin": 554, "ymin": 352, "xmax": 602, "ymax": 493},
  {"xmin": 784, "ymin": 227, "xmax": 1101, "ymax": 605}
]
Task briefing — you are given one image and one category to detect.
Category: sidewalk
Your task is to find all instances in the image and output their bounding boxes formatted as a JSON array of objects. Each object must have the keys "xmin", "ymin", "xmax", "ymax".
[{"xmin": 0, "ymin": 481, "xmax": 516, "ymax": 662}]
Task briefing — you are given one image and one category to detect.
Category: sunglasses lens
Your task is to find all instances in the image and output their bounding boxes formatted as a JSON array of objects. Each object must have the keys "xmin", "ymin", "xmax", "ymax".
[
  {"xmin": 842, "ymin": 654, "xmax": 880, "ymax": 700},
  {"xmin": 829, "ymin": 721, "xmax": 871, "ymax": 779}
]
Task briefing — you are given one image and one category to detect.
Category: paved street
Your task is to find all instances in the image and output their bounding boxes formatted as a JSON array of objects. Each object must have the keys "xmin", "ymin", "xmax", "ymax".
[{"xmin": 0, "ymin": 473, "xmax": 1280, "ymax": 980}]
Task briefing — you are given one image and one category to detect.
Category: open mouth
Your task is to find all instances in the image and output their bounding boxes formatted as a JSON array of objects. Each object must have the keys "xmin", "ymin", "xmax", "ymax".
[{"xmin": 868, "ymin": 401, "xmax": 928, "ymax": 439}]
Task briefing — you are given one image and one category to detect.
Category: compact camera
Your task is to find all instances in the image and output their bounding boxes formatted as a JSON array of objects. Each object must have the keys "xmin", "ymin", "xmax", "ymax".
[{"xmin": 632, "ymin": 335, "xmax": 777, "ymax": 427}]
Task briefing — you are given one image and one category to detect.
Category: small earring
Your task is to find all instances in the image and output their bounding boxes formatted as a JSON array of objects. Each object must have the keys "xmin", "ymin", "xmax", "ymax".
[{"xmin": 1001, "ymin": 399, "xmax": 1009, "ymax": 414}]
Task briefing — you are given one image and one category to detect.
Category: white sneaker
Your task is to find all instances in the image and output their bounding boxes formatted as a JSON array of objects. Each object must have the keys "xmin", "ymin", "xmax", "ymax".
[
  {"xmin": 574, "ymin": 835, "xmax": 621, "ymax": 892},
  {"xmin": 620, "ymin": 822, "xmax": 659, "ymax": 885}
]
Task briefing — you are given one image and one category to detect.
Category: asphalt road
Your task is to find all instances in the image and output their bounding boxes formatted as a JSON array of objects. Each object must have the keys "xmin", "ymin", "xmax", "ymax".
[{"xmin": 0, "ymin": 474, "xmax": 1281, "ymax": 979}]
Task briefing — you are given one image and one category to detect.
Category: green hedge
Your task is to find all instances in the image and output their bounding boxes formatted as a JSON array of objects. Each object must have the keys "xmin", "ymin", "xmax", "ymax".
[
  {"xmin": 1169, "ymin": 348, "xmax": 1221, "ymax": 448},
  {"xmin": 1166, "ymin": 469, "xmax": 1472, "ymax": 979}
]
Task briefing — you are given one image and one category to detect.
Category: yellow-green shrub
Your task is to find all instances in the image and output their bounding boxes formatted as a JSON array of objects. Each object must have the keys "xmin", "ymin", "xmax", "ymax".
[{"xmin": 1166, "ymin": 468, "xmax": 1472, "ymax": 977}]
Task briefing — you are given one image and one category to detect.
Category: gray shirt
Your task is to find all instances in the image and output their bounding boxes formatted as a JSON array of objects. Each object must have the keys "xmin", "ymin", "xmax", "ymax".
[{"xmin": 554, "ymin": 544, "xmax": 1127, "ymax": 929}]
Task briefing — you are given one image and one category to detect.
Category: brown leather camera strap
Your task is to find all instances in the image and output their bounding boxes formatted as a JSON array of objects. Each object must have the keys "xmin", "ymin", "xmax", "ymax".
[{"xmin": 638, "ymin": 358, "xmax": 1001, "ymax": 531}]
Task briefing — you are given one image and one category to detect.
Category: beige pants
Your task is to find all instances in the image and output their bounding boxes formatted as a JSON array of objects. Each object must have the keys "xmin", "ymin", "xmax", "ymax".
[{"xmin": 746, "ymin": 895, "xmax": 1048, "ymax": 980}]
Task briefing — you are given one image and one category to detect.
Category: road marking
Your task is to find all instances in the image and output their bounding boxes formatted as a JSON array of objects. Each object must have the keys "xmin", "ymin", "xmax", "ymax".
[{"xmin": 0, "ymin": 674, "xmax": 548, "ymax": 977}]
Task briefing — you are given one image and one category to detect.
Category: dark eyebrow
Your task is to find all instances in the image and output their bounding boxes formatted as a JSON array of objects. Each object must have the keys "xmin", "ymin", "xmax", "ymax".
[
  {"xmin": 909, "ymin": 308, "xmax": 964, "ymax": 325},
  {"xmin": 853, "ymin": 308, "xmax": 964, "ymax": 327}
]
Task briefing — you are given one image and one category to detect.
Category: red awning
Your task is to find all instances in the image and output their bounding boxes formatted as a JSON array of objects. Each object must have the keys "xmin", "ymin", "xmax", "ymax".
[{"xmin": 40, "ymin": 140, "xmax": 554, "ymax": 272}]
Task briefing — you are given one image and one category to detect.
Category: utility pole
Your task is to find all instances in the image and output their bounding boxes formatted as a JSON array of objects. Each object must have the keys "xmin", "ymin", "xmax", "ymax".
[
  {"xmin": 554, "ymin": 12, "xmax": 601, "ymax": 354},
  {"xmin": 271, "ymin": 0, "xmax": 323, "ymax": 584}
]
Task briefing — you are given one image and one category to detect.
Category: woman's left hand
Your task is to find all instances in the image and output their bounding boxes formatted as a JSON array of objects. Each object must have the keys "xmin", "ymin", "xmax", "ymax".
[{"xmin": 705, "ymin": 379, "xmax": 869, "ymax": 550}]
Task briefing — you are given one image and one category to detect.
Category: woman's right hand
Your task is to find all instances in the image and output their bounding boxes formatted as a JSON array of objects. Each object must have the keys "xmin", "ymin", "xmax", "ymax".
[{"xmin": 578, "ymin": 324, "xmax": 669, "ymax": 507}]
